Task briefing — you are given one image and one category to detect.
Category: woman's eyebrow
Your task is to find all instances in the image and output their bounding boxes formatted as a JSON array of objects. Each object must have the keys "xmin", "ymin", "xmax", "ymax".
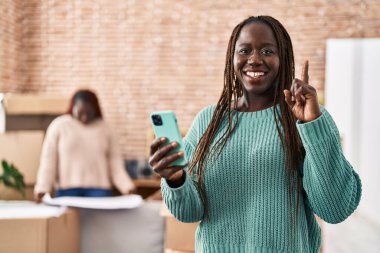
[{"xmin": 236, "ymin": 42, "xmax": 277, "ymax": 47}]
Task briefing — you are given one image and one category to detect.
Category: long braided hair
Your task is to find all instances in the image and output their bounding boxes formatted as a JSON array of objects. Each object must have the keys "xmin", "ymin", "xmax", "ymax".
[{"xmin": 188, "ymin": 15, "xmax": 305, "ymax": 236}]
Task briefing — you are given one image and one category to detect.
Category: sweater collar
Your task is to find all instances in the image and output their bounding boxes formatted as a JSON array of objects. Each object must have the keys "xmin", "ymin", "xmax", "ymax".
[{"xmin": 233, "ymin": 103, "xmax": 280, "ymax": 119}]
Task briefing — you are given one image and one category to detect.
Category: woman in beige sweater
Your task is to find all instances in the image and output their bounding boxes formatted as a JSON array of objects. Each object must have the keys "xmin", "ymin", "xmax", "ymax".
[{"xmin": 34, "ymin": 90, "xmax": 135, "ymax": 202}]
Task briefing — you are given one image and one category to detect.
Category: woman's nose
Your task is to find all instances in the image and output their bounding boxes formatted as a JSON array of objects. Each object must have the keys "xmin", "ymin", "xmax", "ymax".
[
  {"xmin": 80, "ymin": 114, "xmax": 89, "ymax": 123},
  {"xmin": 247, "ymin": 51, "xmax": 263, "ymax": 65}
]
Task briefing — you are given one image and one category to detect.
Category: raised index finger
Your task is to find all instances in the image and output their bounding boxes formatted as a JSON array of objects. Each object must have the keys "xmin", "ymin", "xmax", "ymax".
[{"xmin": 302, "ymin": 60, "xmax": 309, "ymax": 83}]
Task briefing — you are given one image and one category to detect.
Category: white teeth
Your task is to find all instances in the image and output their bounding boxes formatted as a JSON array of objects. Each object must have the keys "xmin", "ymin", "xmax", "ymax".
[{"xmin": 246, "ymin": 72, "xmax": 265, "ymax": 78}]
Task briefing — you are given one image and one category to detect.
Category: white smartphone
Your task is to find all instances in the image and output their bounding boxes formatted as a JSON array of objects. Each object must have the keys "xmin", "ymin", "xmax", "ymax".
[{"xmin": 150, "ymin": 111, "xmax": 187, "ymax": 166}]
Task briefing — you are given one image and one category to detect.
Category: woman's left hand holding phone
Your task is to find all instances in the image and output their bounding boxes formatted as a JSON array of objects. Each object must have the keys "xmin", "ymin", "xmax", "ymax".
[{"xmin": 149, "ymin": 137, "xmax": 188, "ymax": 187}]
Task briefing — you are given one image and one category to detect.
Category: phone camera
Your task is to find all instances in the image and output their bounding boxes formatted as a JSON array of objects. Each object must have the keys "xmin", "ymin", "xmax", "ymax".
[{"xmin": 151, "ymin": 115, "xmax": 163, "ymax": 126}]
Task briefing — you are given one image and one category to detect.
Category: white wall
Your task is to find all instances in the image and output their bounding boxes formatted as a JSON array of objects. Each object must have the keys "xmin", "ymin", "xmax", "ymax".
[{"xmin": 325, "ymin": 38, "xmax": 380, "ymax": 226}]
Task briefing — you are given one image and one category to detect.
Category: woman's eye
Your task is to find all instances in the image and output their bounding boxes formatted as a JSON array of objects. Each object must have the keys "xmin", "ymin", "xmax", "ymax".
[
  {"xmin": 239, "ymin": 48, "xmax": 249, "ymax": 54},
  {"xmin": 261, "ymin": 49, "xmax": 273, "ymax": 56}
]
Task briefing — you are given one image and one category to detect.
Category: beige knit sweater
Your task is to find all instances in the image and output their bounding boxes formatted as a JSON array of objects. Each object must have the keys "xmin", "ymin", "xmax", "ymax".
[{"xmin": 34, "ymin": 115, "xmax": 135, "ymax": 195}]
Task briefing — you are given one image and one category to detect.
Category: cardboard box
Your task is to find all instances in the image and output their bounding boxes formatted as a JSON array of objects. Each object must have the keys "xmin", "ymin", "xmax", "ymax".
[
  {"xmin": 165, "ymin": 249, "xmax": 195, "ymax": 253},
  {"xmin": 0, "ymin": 131, "xmax": 45, "ymax": 186},
  {"xmin": 0, "ymin": 185, "xmax": 34, "ymax": 201},
  {"xmin": 0, "ymin": 207, "xmax": 80, "ymax": 253},
  {"xmin": 161, "ymin": 203, "xmax": 198, "ymax": 253}
]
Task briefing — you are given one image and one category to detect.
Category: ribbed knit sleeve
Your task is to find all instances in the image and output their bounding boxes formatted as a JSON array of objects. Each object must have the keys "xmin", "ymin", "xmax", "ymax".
[
  {"xmin": 161, "ymin": 171, "xmax": 204, "ymax": 222},
  {"xmin": 160, "ymin": 107, "xmax": 213, "ymax": 223},
  {"xmin": 297, "ymin": 107, "xmax": 362, "ymax": 224},
  {"xmin": 34, "ymin": 119, "xmax": 59, "ymax": 195}
]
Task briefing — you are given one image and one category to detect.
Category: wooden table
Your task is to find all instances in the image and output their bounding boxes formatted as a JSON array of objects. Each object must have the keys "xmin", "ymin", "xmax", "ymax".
[{"xmin": 133, "ymin": 178, "xmax": 161, "ymax": 199}]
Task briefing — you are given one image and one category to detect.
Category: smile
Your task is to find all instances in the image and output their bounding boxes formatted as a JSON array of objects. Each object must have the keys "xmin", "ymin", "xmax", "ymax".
[{"xmin": 244, "ymin": 71, "xmax": 266, "ymax": 78}]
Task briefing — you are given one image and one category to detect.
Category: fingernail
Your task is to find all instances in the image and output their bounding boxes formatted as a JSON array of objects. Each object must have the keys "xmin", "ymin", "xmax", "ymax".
[
  {"xmin": 171, "ymin": 142, "xmax": 178, "ymax": 147},
  {"xmin": 160, "ymin": 137, "xmax": 166, "ymax": 141},
  {"xmin": 178, "ymin": 151, "xmax": 184, "ymax": 156}
]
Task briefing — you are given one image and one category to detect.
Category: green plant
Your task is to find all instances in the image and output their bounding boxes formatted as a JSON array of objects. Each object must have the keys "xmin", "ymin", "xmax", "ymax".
[{"xmin": 0, "ymin": 159, "xmax": 26, "ymax": 197}]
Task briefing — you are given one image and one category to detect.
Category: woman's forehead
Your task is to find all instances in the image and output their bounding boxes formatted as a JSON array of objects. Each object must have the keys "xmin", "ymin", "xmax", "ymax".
[
  {"xmin": 237, "ymin": 22, "xmax": 277, "ymax": 46},
  {"xmin": 74, "ymin": 99, "xmax": 92, "ymax": 108}
]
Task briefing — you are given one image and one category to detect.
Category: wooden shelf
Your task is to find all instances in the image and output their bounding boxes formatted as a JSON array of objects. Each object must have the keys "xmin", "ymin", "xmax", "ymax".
[{"xmin": 0, "ymin": 93, "xmax": 69, "ymax": 115}]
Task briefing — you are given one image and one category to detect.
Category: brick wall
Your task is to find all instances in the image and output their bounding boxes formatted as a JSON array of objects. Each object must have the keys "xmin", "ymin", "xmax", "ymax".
[
  {"xmin": 0, "ymin": 0, "xmax": 24, "ymax": 92},
  {"xmin": 1, "ymin": 0, "xmax": 380, "ymax": 160}
]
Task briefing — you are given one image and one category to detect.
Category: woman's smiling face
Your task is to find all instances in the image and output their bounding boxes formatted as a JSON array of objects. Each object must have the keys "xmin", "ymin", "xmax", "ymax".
[{"xmin": 234, "ymin": 22, "xmax": 280, "ymax": 96}]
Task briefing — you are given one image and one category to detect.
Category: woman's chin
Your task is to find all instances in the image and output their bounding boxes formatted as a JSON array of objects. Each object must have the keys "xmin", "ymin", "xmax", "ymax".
[{"xmin": 242, "ymin": 82, "xmax": 275, "ymax": 95}]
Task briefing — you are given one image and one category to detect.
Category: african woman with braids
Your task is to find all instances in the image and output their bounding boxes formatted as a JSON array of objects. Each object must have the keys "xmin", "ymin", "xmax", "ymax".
[{"xmin": 149, "ymin": 16, "xmax": 361, "ymax": 252}]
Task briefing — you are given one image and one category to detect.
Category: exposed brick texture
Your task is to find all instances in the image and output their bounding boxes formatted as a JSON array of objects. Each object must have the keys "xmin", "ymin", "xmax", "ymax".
[
  {"xmin": 1, "ymin": 0, "xmax": 380, "ymax": 159},
  {"xmin": 0, "ymin": 0, "xmax": 24, "ymax": 92}
]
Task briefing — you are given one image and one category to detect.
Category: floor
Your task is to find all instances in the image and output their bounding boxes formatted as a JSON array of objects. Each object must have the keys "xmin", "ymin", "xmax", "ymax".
[{"xmin": 323, "ymin": 212, "xmax": 380, "ymax": 253}]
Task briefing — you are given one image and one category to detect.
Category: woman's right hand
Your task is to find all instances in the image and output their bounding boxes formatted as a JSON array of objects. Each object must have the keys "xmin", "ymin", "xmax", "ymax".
[
  {"xmin": 35, "ymin": 192, "xmax": 46, "ymax": 203},
  {"xmin": 149, "ymin": 137, "xmax": 188, "ymax": 187}
]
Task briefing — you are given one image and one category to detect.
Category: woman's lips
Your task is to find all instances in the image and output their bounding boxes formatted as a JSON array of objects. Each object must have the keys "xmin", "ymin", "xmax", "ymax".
[
  {"xmin": 246, "ymin": 71, "xmax": 265, "ymax": 77},
  {"xmin": 243, "ymin": 71, "xmax": 267, "ymax": 82}
]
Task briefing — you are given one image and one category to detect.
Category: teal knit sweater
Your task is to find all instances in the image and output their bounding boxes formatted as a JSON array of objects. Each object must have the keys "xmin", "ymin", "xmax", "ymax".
[{"xmin": 161, "ymin": 105, "xmax": 361, "ymax": 253}]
